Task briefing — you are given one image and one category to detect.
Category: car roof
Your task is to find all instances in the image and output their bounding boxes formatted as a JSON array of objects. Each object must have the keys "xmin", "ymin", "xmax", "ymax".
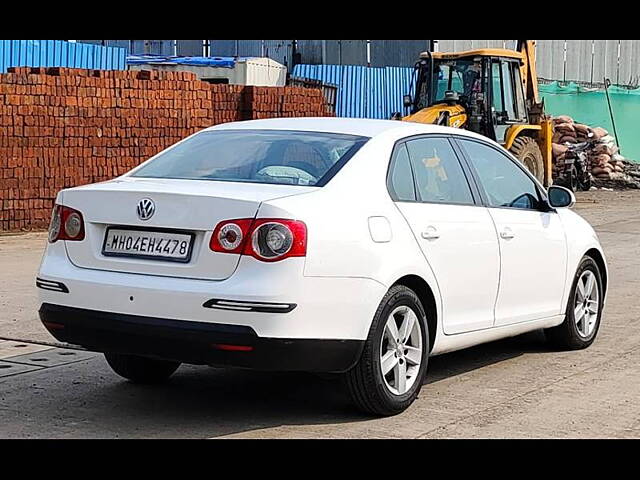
[{"xmin": 205, "ymin": 117, "xmax": 487, "ymax": 141}]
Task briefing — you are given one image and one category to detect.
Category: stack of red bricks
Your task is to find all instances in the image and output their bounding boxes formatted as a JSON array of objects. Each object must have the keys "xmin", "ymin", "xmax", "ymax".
[
  {"xmin": 0, "ymin": 67, "xmax": 334, "ymax": 232},
  {"xmin": 281, "ymin": 86, "xmax": 329, "ymax": 118},
  {"xmin": 0, "ymin": 67, "xmax": 215, "ymax": 231},
  {"xmin": 244, "ymin": 86, "xmax": 283, "ymax": 119},
  {"xmin": 211, "ymin": 84, "xmax": 246, "ymax": 124},
  {"xmin": 245, "ymin": 86, "xmax": 332, "ymax": 119}
]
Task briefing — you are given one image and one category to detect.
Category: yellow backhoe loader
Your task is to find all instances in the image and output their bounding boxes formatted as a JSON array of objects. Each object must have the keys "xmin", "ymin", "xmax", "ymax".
[{"xmin": 399, "ymin": 40, "xmax": 553, "ymax": 185}]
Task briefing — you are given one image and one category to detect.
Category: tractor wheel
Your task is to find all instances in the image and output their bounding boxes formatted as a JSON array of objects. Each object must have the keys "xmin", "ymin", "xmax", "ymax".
[{"xmin": 509, "ymin": 136, "xmax": 545, "ymax": 184}]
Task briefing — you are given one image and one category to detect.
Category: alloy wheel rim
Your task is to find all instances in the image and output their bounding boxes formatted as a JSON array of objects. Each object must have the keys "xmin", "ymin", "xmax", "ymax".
[
  {"xmin": 380, "ymin": 306, "xmax": 423, "ymax": 396},
  {"xmin": 574, "ymin": 270, "xmax": 599, "ymax": 338}
]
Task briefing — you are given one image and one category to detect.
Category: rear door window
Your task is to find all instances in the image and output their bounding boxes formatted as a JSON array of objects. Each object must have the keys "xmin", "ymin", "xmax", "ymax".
[{"xmin": 404, "ymin": 137, "xmax": 475, "ymax": 205}]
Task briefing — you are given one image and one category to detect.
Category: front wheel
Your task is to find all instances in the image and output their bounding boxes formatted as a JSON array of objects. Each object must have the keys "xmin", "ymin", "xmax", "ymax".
[
  {"xmin": 345, "ymin": 285, "xmax": 429, "ymax": 416},
  {"xmin": 545, "ymin": 256, "xmax": 604, "ymax": 350},
  {"xmin": 510, "ymin": 136, "xmax": 545, "ymax": 184},
  {"xmin": 105, "ymin": 353, "xmax": 181, "ymax": 384}
]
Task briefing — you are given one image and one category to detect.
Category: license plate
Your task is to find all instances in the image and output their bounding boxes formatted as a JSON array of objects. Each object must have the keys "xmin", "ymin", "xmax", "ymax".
[{"xmin": 102, "ymin": 228, "xmax": 195, "ymax": 262}]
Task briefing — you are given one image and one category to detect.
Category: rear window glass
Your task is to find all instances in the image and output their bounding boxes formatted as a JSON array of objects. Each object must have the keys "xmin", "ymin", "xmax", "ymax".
[{"xmin": 131, "ymin": 129, "xmax": 370, "ymax": 187}]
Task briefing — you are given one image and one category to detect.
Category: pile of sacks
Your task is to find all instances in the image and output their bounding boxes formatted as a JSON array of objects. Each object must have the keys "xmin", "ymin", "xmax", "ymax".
[{"xmin": 551, "ymin": 115, "xmax": 636, "ymax": 186}]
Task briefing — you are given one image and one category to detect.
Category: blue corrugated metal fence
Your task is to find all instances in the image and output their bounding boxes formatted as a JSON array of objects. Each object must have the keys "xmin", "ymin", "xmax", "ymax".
[
  {"xmin": 293, "ymin": 64, "xmax": 414, "ymax": 119},
  {"xmin": 0, "ymin": 40, "xmax": 127, "ymax": 73}
]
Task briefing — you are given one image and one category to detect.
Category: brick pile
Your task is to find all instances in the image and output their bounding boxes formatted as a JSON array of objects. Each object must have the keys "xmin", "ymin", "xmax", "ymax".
[
  {"xmin": 211, "ymin": 84, "xmax": 245, "ymax": 124},
  {"xmin": 281, "ymin": 87, "xmax": 329, "ymax": 118},
  {"xmin": 0, "ymin": 67, "xmax": 334, "ymax": 232},
  {"xmin": 245, "ymin": 86, "xmax": 331, "ymax": 119}
]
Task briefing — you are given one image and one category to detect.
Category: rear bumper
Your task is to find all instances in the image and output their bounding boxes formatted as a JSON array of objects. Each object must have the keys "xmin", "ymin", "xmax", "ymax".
[
  {"xmin": 39, "ymin": 303, "xmax": 364, "ymax": 373},
  {"xmin": 37, "ymin": 241, "xmax": 386, "ymax": 341}
]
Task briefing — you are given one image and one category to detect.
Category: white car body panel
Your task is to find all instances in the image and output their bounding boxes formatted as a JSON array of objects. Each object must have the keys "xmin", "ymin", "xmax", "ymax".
[
  {"xmin": 489, "ymin": 207, "xmax": 568, "ymax": 326},
  {"xmin": 556, "ymin": 208, "xmax": 608, "ymax": 308},
  {"xmin": 37, "ymin": 118, "xmax": 607, "ymax": 369},
  {"xmin": 39, "ymin": 239, "xmax": 386, "ymax": 340},
  {"xmin": 61, "ymin": 178, "xmax": 314, "ymax": 281},
  {"xmin": 396, "ymin": 202, "xmax": 500, "ymax": 334},
  {"xmin": 430, "ymin": 314, "xmax": 566, "ymax": 355}
]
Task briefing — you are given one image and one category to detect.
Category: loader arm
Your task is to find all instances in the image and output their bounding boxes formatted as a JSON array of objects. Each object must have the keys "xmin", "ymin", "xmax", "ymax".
[{"xmin": 516, "ymin": 40, "xmax": 541, "ymax": 107}]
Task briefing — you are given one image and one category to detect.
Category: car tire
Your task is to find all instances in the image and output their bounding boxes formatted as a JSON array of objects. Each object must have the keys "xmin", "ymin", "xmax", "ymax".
[
  {"xmin": 568, "ymin": 164, "xmax": 579, "ymax": 192},
  {"xmin": 345, "ymin": 285, "xmax": 429, "ymax": 416},
  {"xmin": 545, "ymin": 256, "xmax": 604, "ymax": 350},
  {"xmin": 510, "ymin": 136, "xmax": 545, "ymax": 184},
  {"xmin": 104, "ymin": 353, "xmax": 181, "ymax": 384}
]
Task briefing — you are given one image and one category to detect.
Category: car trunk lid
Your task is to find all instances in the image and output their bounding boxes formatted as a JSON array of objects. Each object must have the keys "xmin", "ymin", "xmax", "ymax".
[{"xmin": 61, "ymin": 177, "xmax": 313, "ymax": 280}]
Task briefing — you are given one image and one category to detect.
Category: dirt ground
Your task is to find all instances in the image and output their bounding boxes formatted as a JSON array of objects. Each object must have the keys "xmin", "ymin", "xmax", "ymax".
[{"xmin": 0, "ymin": 189, "xmax": 638, "ymax": 438}]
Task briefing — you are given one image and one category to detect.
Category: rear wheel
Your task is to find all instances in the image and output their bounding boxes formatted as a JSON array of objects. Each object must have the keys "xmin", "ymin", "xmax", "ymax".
[
  {"xmin": 345, "ymin": 285, "xmax": 429, "ymax": 416},
  {"xmin": 578, "ymin": 165, "xmax": 592, "ymax": 191},
  {"xmin": 105, "ymin": 353, "xmax": 181, "ymax": 384},
  {"xmin": 510, "ymin": 136, "xmax": 545, "ymax": 184},
  {"xmin": 568, "ymin": 164, "xmax": 579, "ymax": 192},
  {"xmin": 545, "ymin": 256, "xmax": 604, "ymax": 350}
]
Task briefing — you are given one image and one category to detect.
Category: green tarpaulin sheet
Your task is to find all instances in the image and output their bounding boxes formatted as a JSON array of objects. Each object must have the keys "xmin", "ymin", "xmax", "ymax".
[{"xmin": 540, "ymin": 82, "xmax": 640, "ymax": 163}]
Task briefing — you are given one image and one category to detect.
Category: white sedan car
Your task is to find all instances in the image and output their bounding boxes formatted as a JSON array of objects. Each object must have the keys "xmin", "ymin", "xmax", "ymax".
[{"xmin": 37, "ymin": 118, "xmax": 607, "ymax": 416}]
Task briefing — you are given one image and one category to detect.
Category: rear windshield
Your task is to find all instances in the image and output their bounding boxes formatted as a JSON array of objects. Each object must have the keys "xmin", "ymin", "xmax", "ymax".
[{"xmin": 131, "ymin": 129, "xmax": 370, "ymax": 187}]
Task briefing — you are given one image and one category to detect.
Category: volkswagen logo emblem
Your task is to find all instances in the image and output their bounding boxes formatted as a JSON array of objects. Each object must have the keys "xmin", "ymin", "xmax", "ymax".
[{"xmin": 136, "ymin": 198, "xmax": 155, "ymax": 221}]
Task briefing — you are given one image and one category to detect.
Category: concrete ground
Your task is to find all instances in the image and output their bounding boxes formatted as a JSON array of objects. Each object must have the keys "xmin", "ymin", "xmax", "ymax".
[{"xmin": 0, "ymin": 190, "xmax": 638, "ymax": 438}]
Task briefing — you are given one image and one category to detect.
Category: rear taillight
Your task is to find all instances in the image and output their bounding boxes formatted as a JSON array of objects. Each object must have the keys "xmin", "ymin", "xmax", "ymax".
[
  {"xmin": 210, "ymin": 219, "xmax": 253, "ymax": 254},
  {"xmin": 247, "ymin": 219, "xmax": 307, "ymax": 262},
  {"xmin": 210, "ymin": 218, "xmax": 307, "ymax": 262},
  {"xmin": 48, "ymin": 205, "xmax": 85, "ymax": 243}
]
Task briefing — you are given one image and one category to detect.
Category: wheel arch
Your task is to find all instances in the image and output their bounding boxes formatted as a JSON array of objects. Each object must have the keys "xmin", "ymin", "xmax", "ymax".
[
  {"xmin": 585, "ymin": 247, "xmax": 608, "ymax": 296},
  {"xmin": 391, "ymin": 274, "xmax": 438, "ymax": 353},
  {"xmin": 503, "ymin": 124, "xmax": 542, "ymax": 150}
]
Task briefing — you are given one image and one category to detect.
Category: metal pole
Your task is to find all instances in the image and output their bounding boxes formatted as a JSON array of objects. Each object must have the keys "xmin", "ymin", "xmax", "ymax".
[
  {"xmin": 603, "ymin": 77, "xmax": 621, "ymax": 155},
  {"xmin": 590, "ymin": 41, "xmax": 595, "ymax": 87},
  {"xmin": 291, "ymin": 40, "xmax": 297, "ymax": 70}
]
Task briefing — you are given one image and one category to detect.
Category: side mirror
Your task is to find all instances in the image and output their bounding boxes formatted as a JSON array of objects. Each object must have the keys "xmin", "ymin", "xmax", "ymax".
[
  {"xmin": 403, "ymin": 95, "xmax": 412, "ymax": 108},
  {"xmin": 548, "ymin": 185, "xmax": 576, "ymax": 208}
]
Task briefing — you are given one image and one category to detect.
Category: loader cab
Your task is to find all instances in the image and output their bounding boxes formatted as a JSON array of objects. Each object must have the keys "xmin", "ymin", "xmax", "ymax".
[
  {"xmin": 488, "ymin": 57, "xmax": 529, "ymax": 142},
  {"xmin": 412, "ymin": 57, "xmax": 482, "ymax": 112},
  {"xmin": 408, "ymin": 50, "xmax": 530, "ymax": 144}
]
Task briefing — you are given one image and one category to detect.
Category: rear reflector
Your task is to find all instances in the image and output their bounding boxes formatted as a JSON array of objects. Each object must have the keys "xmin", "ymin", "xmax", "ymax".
[{"xmin": 211, "ymin": 344, "xmax": 254, "ymax": 352}]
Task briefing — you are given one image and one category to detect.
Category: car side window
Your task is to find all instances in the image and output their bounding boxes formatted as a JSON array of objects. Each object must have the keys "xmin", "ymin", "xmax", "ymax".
[
  {"xmin": 405, "ymin": 137, "xmax": 474, "ymax": 205},
  {"xmin": 388, "ymin": 144, "xmax": 416, "ymax": 202},
  {"xmin": 459, "ymin": 139, "xmax": 542, "ymax": 210}
]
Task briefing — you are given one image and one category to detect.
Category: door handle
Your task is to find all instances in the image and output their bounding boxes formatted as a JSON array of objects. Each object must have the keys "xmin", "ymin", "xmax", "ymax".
[
  {"xmin": 421, "ymin": 226, "xmax": 440, "ymax": 240},
  {"xmin": 500, "ymin": 227, "xmax": 515, "ymax": 240}
]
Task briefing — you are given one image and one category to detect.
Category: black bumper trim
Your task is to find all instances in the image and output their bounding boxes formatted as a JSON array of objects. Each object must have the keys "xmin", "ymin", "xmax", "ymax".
[{"xmin": 39, "ymin": 303, "xmax": 364, "ymax": 373}]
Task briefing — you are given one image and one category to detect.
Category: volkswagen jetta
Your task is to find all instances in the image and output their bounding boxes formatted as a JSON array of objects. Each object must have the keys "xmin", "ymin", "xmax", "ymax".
[{"xmin": 37, "ymin": 118, "xmax": 607, "ymax": 416}]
